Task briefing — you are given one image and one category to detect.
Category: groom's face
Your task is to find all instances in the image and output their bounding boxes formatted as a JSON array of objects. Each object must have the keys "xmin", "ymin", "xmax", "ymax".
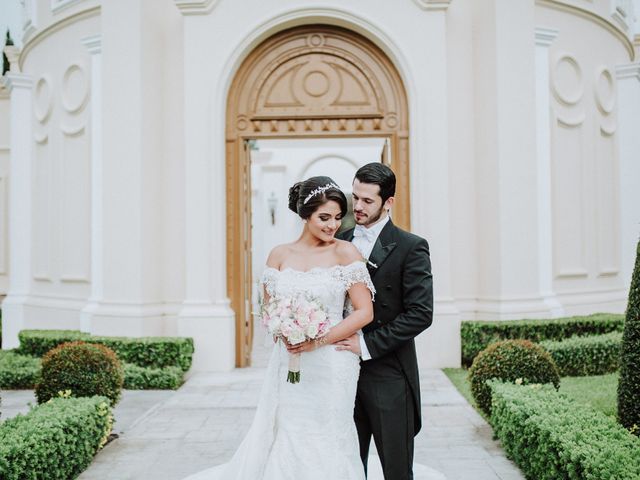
[{"xmin": 352, "ymin": 179, "xmax": 389, "ymax": 227}]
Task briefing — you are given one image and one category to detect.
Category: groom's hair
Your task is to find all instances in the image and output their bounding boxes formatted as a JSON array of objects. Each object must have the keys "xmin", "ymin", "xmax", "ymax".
[{"xmin": 354, "ymin": 163, "xmax": 396, "ymax": 203}]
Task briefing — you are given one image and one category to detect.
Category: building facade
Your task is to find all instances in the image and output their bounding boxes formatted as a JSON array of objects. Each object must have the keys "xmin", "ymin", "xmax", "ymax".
[{"xmin": 1, "ymin": 0, "xmax": 639, "ymax": 371}]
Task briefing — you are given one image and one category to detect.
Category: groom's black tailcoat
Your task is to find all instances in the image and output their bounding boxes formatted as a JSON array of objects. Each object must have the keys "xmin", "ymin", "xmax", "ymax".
[{"xmin": 339, "ymin": 220, "xmax": 433, "ymax": 480}]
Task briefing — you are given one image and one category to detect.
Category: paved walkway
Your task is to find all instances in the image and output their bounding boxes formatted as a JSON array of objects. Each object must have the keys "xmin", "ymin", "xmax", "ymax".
[
  {"xmin": 1, "ymin": 368, "xmax": 523, "ymax": 480},
  {"xmin": 1, "ymin": 331, "xmax": 524, "ymax": 479}
]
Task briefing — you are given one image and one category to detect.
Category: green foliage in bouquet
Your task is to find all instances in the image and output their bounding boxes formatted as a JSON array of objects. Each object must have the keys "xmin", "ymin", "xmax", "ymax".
[
  {"xmin": 35, "ymin": 341, "xmax": 124, "ymax": 406},
  {"xmin": 540, "ymin": 331, "xmax": 622, "ymax": 377},
  {"xmin": 619, "ymin": 238, "xmax": 640, "ymax": 435},
  {"xmin": 469, "ymin": 339, "xmax": 560, "ymax": 416},
  {"xmin": 490, "ymin": 381, "xmax": 640, "ymax": 479},
  {"xmin": 0, "ymin": 396, "xmax": 113, "ymax": 480},
  {"xmin": 461, "ymin": 313, "xmax": 624, "ymax": 366}
]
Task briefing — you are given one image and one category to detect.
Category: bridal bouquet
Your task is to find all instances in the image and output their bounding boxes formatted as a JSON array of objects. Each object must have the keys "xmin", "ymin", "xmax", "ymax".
[{"xmin": 260, "ymin": 293, "xmax": 331, "ymax": 383}]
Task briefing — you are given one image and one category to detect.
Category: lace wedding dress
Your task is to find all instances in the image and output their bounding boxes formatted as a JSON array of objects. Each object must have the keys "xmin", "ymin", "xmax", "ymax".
[
  {"xmin": 184, "ymin": 261, "xmax": 373, "ymax": 480},
  {"xmin": 183, "ymin": 261, "xmax": 445, "ymax": 480}
]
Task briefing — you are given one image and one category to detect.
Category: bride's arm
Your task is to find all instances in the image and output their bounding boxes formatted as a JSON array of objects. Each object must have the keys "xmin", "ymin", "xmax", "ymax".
[
  {"xmin": 320, "ymin": 283, "xmax": 373, "ymax": 344},
  {"xmin": 286, "ymin": 283, "xmax": 373, "ymax": 354}
]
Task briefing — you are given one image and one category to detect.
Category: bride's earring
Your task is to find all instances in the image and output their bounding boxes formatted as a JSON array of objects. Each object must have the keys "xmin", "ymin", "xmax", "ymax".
[{"xmin": 302, "ymin": 219, "xmax": 307, "ymax": 224}]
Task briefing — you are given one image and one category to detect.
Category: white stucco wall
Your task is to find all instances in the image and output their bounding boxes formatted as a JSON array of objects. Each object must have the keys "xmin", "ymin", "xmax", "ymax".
[{"xmin": 1, "ymin": 0, "xmax": 637, "ymax": 371}]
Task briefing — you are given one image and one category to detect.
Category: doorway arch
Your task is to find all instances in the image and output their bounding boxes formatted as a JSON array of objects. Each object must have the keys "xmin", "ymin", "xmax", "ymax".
[{"xmin": 226, "ymin": 25, "xmax": 410, "ymax": 366}]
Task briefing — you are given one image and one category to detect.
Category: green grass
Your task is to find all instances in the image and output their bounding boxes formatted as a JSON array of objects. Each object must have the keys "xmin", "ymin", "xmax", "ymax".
[
  {"xmin": 559, "ymin": 372, "xmax": 619, "ymax": 418},
  {"xmin": 442, "ymin": 368, "xmax": 475, "ymax": 407},
  {"xmin": 442, "ymin": 368, "xmax": 619, "ymax": 420}
]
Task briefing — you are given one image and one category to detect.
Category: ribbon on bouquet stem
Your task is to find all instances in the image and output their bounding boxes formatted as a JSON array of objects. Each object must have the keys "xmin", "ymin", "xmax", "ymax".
[{"xmin": 287, "ymin": 352, "xmax": 301, "ymax": 383}]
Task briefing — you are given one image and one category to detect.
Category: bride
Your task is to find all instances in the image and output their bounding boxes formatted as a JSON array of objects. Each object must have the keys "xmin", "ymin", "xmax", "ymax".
[{"xmin": 184, "ymin": 176, "xmax": 375, "ymax": 479}]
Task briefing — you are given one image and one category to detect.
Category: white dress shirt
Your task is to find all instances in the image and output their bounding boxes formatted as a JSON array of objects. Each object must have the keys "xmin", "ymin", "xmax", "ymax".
[{"xmin": 351, "ymin": 215, "xmax": 390, "ymax": 361}]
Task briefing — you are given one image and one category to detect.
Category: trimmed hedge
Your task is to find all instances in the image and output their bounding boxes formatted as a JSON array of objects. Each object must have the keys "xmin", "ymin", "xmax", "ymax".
[
  {"xmin": 469, "ymin": 339, "xmax": 560, "ymax": 416},
  {"xmin": 18, "ymin": 330, "xmax": 194, "ymax": 371},
  {"xmin": 461, "ymin": 313, "xmax": 624, "ymax": 366},
  {"xmin": 490, "ymin": 381, "xmax": 640, "ymax": 480},
  {"xmin": 540, "ymin": 332, "xmax": 622, "ymax": 377},
  {"xmin": 0, "ymin": 350, "xmax": 41, "ymax": 388},
  {"xmin": 0, "ymin": 396, "xmax": 113, "ymax": 480},
  {"xmin": 619, "ymin": 238, "xmax": 640, "ymax": 434},
  {"xmin": 0, "ymin": 349, "xmax": 183, "ymax": 390},
  {"xmin": 123, "ymin": 363, "xmax": 184, "ymax": 390},
  {"xmin": 36, "ymin": 342, "xmax": 124, "ymax": 406}
]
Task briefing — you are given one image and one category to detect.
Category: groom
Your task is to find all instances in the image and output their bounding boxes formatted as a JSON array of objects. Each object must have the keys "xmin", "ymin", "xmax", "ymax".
[{"xmin": 336, "ymin": 163, "xmax": 433, "ymax": 480}]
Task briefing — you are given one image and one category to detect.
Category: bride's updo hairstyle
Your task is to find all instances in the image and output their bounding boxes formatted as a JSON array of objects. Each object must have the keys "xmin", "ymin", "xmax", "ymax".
[{"xmin": 288, "ymin": 176, "xmax": 347, "ymax": 220}]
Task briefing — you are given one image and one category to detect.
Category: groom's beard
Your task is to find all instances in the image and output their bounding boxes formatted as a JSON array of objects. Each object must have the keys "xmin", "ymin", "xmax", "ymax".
[{"xmin": 354, "ymin": 204, "xmax": 385, "ymax": 227}]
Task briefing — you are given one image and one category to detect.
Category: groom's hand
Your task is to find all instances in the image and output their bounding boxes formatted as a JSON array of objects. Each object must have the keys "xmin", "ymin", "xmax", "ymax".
[{"xmin": 334, "ymin": 334, "xmax": 361, "ymax": 356}]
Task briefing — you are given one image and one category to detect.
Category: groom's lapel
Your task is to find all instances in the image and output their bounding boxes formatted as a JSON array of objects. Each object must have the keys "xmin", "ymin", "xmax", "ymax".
[{"xmin": 368, "ymin": 221, "xmax": 397, "ymax": 277}]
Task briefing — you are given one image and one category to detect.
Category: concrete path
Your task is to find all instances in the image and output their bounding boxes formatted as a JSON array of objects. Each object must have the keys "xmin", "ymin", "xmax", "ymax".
[
  {"xmin": 1, "ymin": 330, "xmax": 524, "ymax": 480},
  {"xmin": 72, "ymin": 366, "xmax": 522, "ymax": 480}
]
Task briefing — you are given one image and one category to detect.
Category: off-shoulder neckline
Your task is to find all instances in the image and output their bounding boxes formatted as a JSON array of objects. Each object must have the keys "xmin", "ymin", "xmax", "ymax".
[{"xmin": 263, "ymin": 260, "xmax": 365, "ymax": 275}]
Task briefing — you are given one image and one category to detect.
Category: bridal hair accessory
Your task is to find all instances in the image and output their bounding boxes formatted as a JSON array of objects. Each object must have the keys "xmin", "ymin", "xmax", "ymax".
[{"xmin": 303, "ymin": 183, "xmax": 340, "ymax": 205}]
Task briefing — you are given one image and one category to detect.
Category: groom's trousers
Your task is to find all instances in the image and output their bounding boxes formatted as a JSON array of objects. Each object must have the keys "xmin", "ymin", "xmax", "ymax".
[{"xmin": 354, "ymin": 363, "xmax": 415, "ymax": 480}]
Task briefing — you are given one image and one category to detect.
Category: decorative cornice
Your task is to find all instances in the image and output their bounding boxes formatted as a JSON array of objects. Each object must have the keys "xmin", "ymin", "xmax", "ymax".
[
  {"xmin": 173, "ymin": 0, "xmax": 219, "ymax": 16},
  {"xmin": 0, "ymin": 83, "xmax": 10, "ymax": 99},
  {"xmin": 412, "ymin": 0, "xmax": 452, "ymax": 11},
  {"xmin": 536, "ymin": 0, "xmax": 635, "ymax": 61},
  {"xmin": 3, "ymin": 73, "xmax": 33, "ymax": 91},
  {"xmin": 534, "ymin": 26, "xmax": 559, "ymax": 47},
  {"xmin": 20, "ymin": 6, "xmax": 100, "ymax": 70},
  {"xmin": 51, "ymin": 0, "xmax": 85, "ymax": 16},
  {"xmin": 81, "ymin": 34, "xmax": 101, "ymax": 54},
  {"xmin": 3, "ymin": 45, "xmax": 21, "ymax": 73},
  {"xmin": 615, "ymin": 62, "xmax": 640, "ymax": 81}
]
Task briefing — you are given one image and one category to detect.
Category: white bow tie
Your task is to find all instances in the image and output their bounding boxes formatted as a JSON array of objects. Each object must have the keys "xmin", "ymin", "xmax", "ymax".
[{"xmin": 354, "ymin": 225, "xmax": 377, "ymax": 243}]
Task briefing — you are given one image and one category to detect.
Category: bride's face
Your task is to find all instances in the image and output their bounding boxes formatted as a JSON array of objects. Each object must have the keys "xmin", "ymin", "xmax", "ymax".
[{"xmin": 307, "ymin": 200, "xmax": 343, "ymax": 242}]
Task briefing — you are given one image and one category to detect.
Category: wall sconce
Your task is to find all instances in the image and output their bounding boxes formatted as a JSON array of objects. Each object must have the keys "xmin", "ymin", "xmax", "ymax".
[{"xmin": 267, "ymin": 192, "xmax": 278, "ymax": 226}]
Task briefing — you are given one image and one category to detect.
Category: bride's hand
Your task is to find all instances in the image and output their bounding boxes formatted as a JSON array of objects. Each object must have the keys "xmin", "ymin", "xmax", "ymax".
[{"xmin": 285, "ymin": 339, "xmax": 318, "ymax": 354}]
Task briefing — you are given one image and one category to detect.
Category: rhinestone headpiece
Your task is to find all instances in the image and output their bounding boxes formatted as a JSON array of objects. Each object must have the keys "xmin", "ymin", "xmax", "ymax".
[{"xmin": 303, "ymin": 183, "xmax": 340, "ymax": 204}]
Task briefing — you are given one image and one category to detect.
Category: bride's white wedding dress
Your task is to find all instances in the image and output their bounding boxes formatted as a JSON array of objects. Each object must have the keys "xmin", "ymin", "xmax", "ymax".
[{"xmin": 183, "ymin": 261, "xmax": 445, "ymax": 480}]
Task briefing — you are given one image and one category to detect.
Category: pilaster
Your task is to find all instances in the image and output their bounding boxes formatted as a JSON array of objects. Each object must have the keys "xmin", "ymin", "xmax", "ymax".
[
  {"xmin": 79, "ymin": 34, "xmax": 102, "ymax": 333},
  {"xmin": 2, "ymin": 72, "xmax": 33, "ymax": 349},
  {"xmin": 615, "ymin": 62, "xmax": 640, "ymax": 286},
  {"xmin": 534, "ymin": 26, "xmax": 564, "ymax": 315}
]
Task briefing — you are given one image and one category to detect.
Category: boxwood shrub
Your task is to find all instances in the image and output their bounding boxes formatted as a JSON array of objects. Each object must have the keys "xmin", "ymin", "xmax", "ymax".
[
  {"xmin": 35, "ymin": 342, "xmax": 124, "ymax": 406},
  {"xmin": 540, "ymin": 332, "xmax": 622, "ymax": 377},
  {"xmin": 0, "ymin": 350, "xmax": 41, "ymax": 389},
  {"xmin": 0, "ymin": 349, "xmax": 184, "ymax": 390},
  {"xmin": 619, "ymin": 238, "xmax": 640, "ymax": 435},
  {"xmin": 18, "ymin": 330, "xmax": 194, "ymax": 371},
  {"xmin": 0, "ymin": 396, "xmax": 113, "ymax": 480},
  {"xmin": 489, "ymin": 381, "xmax": 640, "ymax": 480},
  {"xmin": 461, "ymin": 313, "xmax": 624, "ymax": 366},
  {"xmin": 469, "ymin": 339, "xmax": 560, "ymax": 416},
  {"xmin": 123, "ymin": 363, "xmax": 184, "ymax": 390}
]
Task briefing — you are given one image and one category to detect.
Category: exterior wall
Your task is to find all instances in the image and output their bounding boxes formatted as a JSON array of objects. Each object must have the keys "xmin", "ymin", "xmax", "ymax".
[
  {"xmin": 1, "ymin": 0, "xmax": 636, "ymax": 371},
  {"xmin": 0, "ymin": 85, "xmax": 9, "ymax": 296},
  {"xmin": 537, "ymin": 2, "xmax": 634, "ymax": 312},
  {"xmin": 18, "ymin": 5, "xmax": 98, "ymax": 329}
]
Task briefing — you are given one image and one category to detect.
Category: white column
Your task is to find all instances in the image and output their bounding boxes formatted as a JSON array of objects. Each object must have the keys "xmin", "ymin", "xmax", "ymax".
[
  {"xmin": 1, "ymin": 72, "xmax": 33, "ymax": 349},
  {"xmin": 615, "ymin": 63, "xmax": 640, "ymax": 287},
  {"xmin": 534, "ymin": 27, "xmax": 564, "ymax": 316},
  {"xmin": 414, "ymin": 1, "xmax": 460, "ymax": 368},
  {"xmin": 177, "ymin": 8, "xmax": 235, "ymax": 371},
  {"xmin": 79, "ymin": 34, "xmax": 102, "ymax": 333},
  {"xmin": 473, "ymin": 0, "xmax": 544, "ymax": 318},
  {"xmin": 85, "ymin": 0, "xmax": 166, "ymax": 338}
]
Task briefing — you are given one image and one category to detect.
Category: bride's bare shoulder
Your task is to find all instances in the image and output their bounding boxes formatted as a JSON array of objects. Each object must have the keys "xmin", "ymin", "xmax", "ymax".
[
  {"xmin": 266, "ymin": 243, "xmax": 294, "ymax": 269},
  {"xmin": 334, "ymin": 239, "xmax": 363, "ymax": 264}
]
